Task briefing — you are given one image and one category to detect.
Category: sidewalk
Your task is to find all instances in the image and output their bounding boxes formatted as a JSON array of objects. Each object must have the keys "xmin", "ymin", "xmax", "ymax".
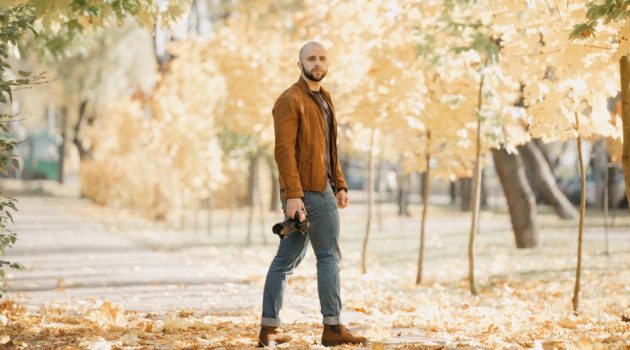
[{"xmin": 4, "ymin": 196, "xmax": 252, "ymax": 314}]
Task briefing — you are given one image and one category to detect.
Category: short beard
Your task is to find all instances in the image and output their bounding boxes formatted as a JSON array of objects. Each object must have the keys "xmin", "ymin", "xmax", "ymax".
[{"xmin": 302, "ymin": 66, "xmax": 326, "ymax": 82}]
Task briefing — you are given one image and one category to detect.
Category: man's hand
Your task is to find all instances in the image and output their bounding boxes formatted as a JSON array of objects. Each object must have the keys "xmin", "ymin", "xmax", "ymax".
[
  {"xmin": 286, "ymin": 198, "xmax": 307, "ymax": 222},
  {"xmin": 336, "ymin": 189, "xmax": 349, "ymax": 208}
]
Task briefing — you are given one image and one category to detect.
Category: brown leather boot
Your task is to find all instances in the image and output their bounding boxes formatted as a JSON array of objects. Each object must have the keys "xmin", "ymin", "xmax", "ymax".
[
  {"xmin": 257, "ymin": 325, "xmax": 292, "ymax": 347},
  {"xmin": 321, "ymin": 324, "xmax": 367, "ymax": 347}
]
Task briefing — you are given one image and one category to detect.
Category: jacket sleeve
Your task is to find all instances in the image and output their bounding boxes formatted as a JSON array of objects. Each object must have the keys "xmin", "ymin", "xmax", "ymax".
[
  {"xmin": 335, "ymin": 158, "xmax": 348, "ymax": 193},
  {"xmin": 273, "ymin": 95, "xmax": 303, "ymax": 199}
]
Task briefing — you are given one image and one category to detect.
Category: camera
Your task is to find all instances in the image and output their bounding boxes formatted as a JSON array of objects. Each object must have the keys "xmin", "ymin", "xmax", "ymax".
[{"xmin": 272, "ymin": 211, "xmax": 310, "ymax": 239}]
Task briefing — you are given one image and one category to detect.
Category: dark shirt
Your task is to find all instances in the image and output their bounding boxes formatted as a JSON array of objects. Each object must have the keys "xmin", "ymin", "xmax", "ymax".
[{"xmin": 310, "ymin": 90, "xmax": 334, "ymax": 184}]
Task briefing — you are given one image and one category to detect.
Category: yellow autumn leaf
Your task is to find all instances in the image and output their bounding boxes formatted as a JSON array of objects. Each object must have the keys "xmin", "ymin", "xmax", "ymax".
[
  {"xmin": 558, "ymin": 317, "xmax": 577, "ymax": 330},
  {"xmin": 86, "ymin": 301, "xmax": 128, "ymax": 328},
  {"xmin": 0, "ymin": 336, "xmax": 10, "ymax": 345},
  {"xmin": 574, "ymin": 338, "xmax": 593, "ymax": 350},
  {"xmin": 161, "ymin": 314, "xmax": 188, "ymax": 332}
]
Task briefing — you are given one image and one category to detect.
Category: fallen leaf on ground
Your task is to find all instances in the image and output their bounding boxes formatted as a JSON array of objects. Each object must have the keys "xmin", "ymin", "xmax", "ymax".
[{"xmin": 86, "ymin": 301, "xmax": 127, "ymax": 328}]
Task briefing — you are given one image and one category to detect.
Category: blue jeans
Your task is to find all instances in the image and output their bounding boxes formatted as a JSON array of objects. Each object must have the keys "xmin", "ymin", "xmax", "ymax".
[{"xmin": 261, "ymin": 182, "xmax": 342, "ymax": 327}]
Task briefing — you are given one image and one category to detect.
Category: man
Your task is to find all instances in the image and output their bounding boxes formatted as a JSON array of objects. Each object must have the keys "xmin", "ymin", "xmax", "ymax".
[{"xmin": 257, "ymin": 42, "xmax": 367, "ymax": 347}]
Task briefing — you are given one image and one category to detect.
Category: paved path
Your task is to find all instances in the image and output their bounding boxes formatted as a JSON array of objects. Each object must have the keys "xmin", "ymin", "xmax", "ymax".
[{"xmin": 4, "ymin": 196, "xmax": 254, "ymax": 314}]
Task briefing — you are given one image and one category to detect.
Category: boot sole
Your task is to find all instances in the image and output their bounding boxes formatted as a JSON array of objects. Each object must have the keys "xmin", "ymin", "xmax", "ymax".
[
  {"xmin": 322, "ymin": 340, "xmax": 366, "ymax": 347},
  {"xmin": 322, "ymin": 340, "xmax": 342, "ymax": 347},
  {"xmin": 258, "ymin": 340, "xmax": 291, "ymax": 348}
]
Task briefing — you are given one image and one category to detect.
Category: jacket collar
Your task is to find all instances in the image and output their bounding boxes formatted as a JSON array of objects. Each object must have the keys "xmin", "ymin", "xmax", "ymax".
[{"xmin": 298, "ymin": 75, "xmax": 329, "ymax": 96}]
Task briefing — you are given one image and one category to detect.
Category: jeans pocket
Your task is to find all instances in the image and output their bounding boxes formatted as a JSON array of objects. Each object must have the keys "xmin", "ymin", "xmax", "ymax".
[{"xmin": 302, "ymin": 192, "xmax": 314, "ymax": 215}]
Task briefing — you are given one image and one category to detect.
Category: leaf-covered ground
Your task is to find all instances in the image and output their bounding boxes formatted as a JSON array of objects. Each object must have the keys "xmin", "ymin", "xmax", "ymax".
[{"xmin": 1, "ymin": 196, "xmax": 629, "ymax": 349}]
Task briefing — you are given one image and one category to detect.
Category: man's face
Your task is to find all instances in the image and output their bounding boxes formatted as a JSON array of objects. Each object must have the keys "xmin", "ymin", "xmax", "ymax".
[{"xmin": 299, "ymin": 44, "xmax": 328, "ymax": 82}]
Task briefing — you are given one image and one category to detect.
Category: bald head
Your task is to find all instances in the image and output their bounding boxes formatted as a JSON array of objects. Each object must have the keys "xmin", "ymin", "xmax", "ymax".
[
  {"xmin": 298, "ymin": 41, "xmax": 329, "ymax": 84},
  {"xmin": 299, "ymin": 42, "xmax": 326, "ymax": 62}
]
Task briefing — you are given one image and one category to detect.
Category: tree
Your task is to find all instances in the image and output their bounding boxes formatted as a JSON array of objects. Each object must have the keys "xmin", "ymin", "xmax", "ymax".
[
  {"xmin": 491, "ymin": 148, "xmax": 538, "ymax": 248},
  {"xmin": 495, "ymin": 0, "xmax": 624, "ymax": 311},
  {"xmin": 80, "ymin": 38, "xmax": 227, "ymax": 221},
  {"xmin": 518, "ymin": 141, "xmax": 578, "ymax": 220},
  {"xmin": 572, "ymin": 2, "xmax": 630, "ymax": 213},
  {"xmin": 416, "ymin": 131, "xmax": 431, "ymax": 284},
  {"xmin": 572, "ymin": 112, "xmax": 587, "ymax": 312},
  {"xmin": 0, "ymin": 0, "xmax": 195, "ymax": 225},
  {"xmin": 6, "ymin": 0, "xmax": 189, "ymax": 185},
  {"xmin": 409, "ymin": 0, "xmax": 515, "ymax": 294},
  {"xmin": 0, "ymin": 3, "xmax": 40, "ymax": 290},
  {"xmin": 16, "ymin": 22, "xmax": 157, "ymax": 180}
]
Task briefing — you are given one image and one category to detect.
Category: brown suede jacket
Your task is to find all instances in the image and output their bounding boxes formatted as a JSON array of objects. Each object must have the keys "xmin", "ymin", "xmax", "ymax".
[{"xmin": 273, "ymin": 76, "xmax": 348, "ymax": 199}]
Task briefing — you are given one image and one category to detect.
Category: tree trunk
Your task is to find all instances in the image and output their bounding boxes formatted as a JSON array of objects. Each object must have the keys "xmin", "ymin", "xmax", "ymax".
[
  {"xmin": 460, "ymin": 178, "xmax": 472, "ymax": 212},
  {"xmin": 604, "ymin": 159, "xmax": 610, "ymax": 256},
  {"xmin": 449, "ymin": 181, "xmax": 456, "ymax": 204},
  {"xmin": 618, "ymin": 56, "xmax": 630, "ymax": 215},
  {"xmin": 207, "ymin": 192, "xmax": 214, "ymax": 236},
  {"xmin": 534, "ymin": 138, "xmax": 561, "ymax": 172},
  {"xmin": 376, "ymin": 140, "xmax": 384, "ymax": 231},
  {"xmin": 268, "ymin": 155, "xmax": 281, "ymax": 212},
  {"xmin": 491, "ymin": 148, "xmax": 538, "ymax": 248},
  {"xmin": 419, "ymin": 173, "xmax": 425, "ymax": 201},
  {"xmin": 468, "ymin": 61, "xmax": 487, "ymax": 296},
  {"xmin": 518, "ymin": 141, "xmax": 578, "ymax": 219},
  {"xmin": 572, "ymin": 113, "xmax": 586, "ymax": 313},
  {"xmin": 226, "ymin": 169, "xmax": 237, "ymax": 240},
  {"xmin": 193, "ymin": 199, "xmax": 200, "ymax": 231},
  {"xmin": 246, "ymin": 152, "xmax": 258, "ymax": 245},
  {"xmin": 58, "ymin": 107, "xmax": 67, "ymax": 184},
  {"xmin": 592, "ymin": 140, "xmax": 608, "ymax": 208},
  {"xmin": 397, "ymin": 170, "xmax": 411, "ymax": 216},
  {"xmin": 610, "ymin": 166, "xmax": 619, "ymax": 227},
  {"xmin": 259, "ymin": 163, "xmax": 268, "ymax": 245},
  {"xmin": 188, "ymin": 0, "xmax": 212, "ymax": 35},
  {"xmin": 480, "ymin": 169, "xmax": 489, "ymax": 209},
  {"xmin": 468, "ymin": 153, "xmax": 481, "ymax": 296},
  {"xmin": 153, "ymin": 20, "xmax": 171, "ymax": 72},
  {"xmin": 416, "ymin": 131, "xmax": 431, "ymax": 285},
  {"xmin": 361, "ymin": 128, "xmax": 376, "ymax": 274},
  {"xmin": 73, "ymin": 100, "xmax": 92, "ymax": 161}
]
